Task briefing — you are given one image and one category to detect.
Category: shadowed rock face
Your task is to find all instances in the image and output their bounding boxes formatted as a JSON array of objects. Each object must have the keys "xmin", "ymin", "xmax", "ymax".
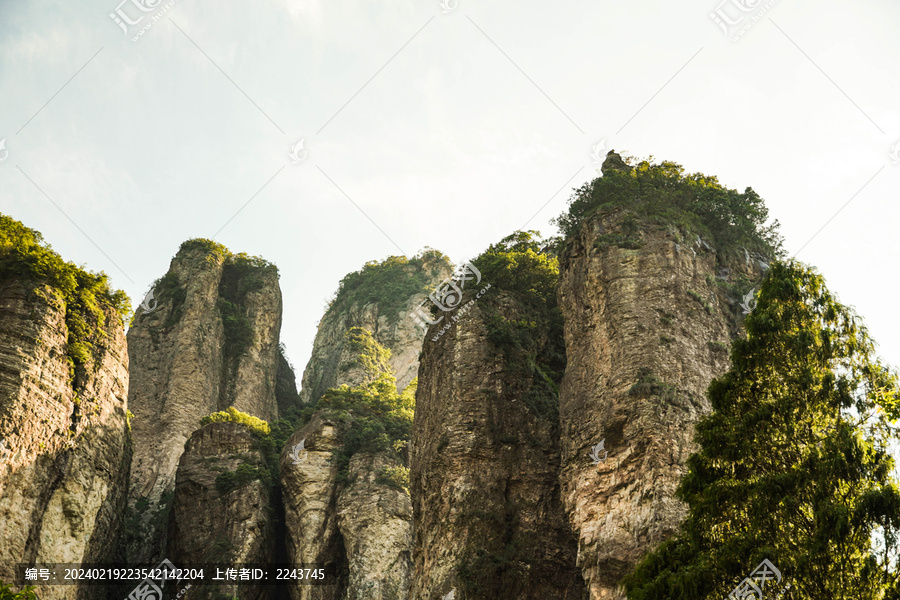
[
  {"xmin": 168, "ymin": 421, "xmax": 273, "ymax": 600},
  {"xmin": 280, "ymin": 414, "xmax": 347, "ymax": 600},
  {"xmin": 409, "ymin": 292, "xmax": 586, "ymax": 600},
  {"xmin": 299, "ymin": 253, "xmax": 452, "ymax": 406},
  {"xmin": 281, "ymin": 329, "xmax": 414, "ymax": 600},
  {"xmin": 126, "ymin": 242, "xmax": 283, "ymax": 563},
  {"xmin": 556, "ymin": 208, "xmax": 765, "ymax": 599},
  {"xmin": 0, "ymin": 279, "xmax": 130, "ymax": 600}
]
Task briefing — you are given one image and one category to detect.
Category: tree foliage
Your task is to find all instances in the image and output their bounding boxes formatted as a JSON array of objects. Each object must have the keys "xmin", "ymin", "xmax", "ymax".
[
  {"xmin": 471, "ymin": 231, "xmax": 565, "ymax": 419},
  {"xmin": 318, "ymin": 368, "xmax": 415, "ymax": 487},
  {"xmin": 624, "ymin": 260, "xmax": 900, "ymax": 599},
  {"xmin": 552, "ymin": 156, "xmax": 784, "ymax": 259},
  {"xmin": 327, "ymin": 249, "xmax": 451, "ymax": 324},
  {"xmin": 0, "ymin": 213, "xmax": 130, "ymax": 376}
]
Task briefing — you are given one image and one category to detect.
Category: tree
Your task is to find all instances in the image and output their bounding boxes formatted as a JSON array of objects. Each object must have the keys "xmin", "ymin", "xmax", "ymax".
[{"xmin": 624, "ymin": 260, "xmax": 900, "ymax": 599}]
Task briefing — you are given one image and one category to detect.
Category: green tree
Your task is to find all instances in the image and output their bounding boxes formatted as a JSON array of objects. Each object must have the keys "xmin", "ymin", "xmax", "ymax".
[
  {"xmin": 624, "ymin": 260, "xmax": 900, "ymax": 599},
  {"xmin": 0, "ymin": 582, "xmax": 36, "ymax": 600}
]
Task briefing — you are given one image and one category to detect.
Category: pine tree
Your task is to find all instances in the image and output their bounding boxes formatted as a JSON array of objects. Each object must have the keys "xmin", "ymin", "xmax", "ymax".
[{"xmin": 624, "ymin": 260, "xmax": 900, "ymax": 599}]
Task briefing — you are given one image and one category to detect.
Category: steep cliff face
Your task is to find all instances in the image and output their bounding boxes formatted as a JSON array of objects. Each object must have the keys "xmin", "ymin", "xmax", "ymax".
[
  {"xmin": 0, "ymin": 215, "xmax": 130, "ymax": 600},
  {"xmin": 280, "ymin": 414, "xmax": 347, "ymax": 600},
  {"xmin": 126, "ymin": 239, "xmax": 284, "ymax": 563},
  {"xmin": 168, "ymin": 421, "xmax": 273, "ymax": 600},
  {"xmin": 282, "ymin": 329, "xmax": 414, "ymax": 600},
  {"xmin": 555, "ymin": 155, "xmax": 770, "ymax": 599},
  {"xmin": 410, "ymin": 234, "xmax": 586, "ymax": 600},
  {"xmin": 299, "ymin": 252, "xmax": 452, "ymax": 405}
]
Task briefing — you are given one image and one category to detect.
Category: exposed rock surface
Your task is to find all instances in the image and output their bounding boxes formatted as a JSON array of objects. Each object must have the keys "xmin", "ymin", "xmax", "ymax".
[
  {"xmin": 410, "ymin": 256, "xmax": 585, "ymax": 600},
  {"xmin": 0, "ymin": 279, "xmax": 129, "ymax": 600},
  {"xmin": 556, "ymin": 207, "xmax": 765, "ymax": 599},
  {"xmin": 299, "ymin": 252, "xmax": 452, "ymax": 405},
  {"xmin": 126, "ymin": 240, "xmax": 284, "ymax": 563},
  {"xmin": 282, "ymin": 330, "xmax": 413, "ymax": 600},
  {"xmin": 280, "ymin": 414, "xmax": 347, "ymax": 600},
  {"xmin": 336, "ymin": 452, "xmax": 412, "ymax": 600},
  {"xmin": 168, "ymin": 421, "xmax": 273, "ymax": 600}
]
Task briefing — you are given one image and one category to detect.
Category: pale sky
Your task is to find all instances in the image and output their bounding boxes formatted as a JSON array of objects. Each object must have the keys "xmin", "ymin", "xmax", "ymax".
[{"xmin": 1, "ymin": 0, "xmax": 898, "ymax": 378}]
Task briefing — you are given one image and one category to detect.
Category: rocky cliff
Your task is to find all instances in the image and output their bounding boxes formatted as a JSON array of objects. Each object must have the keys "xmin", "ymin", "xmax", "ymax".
[
  {"xmin": 410, "ymin": 232, "xmax": 586, "ymax": 600},
  {"xmin": 0, "ymin": 152, "xmax": 787, "ymax": 600},
  {"xmin": 299, "ymin": 252, "xmax": 452, "ymax": 405},
  {"xmin": 555, "ymin": 152, "xmax": 770, "ymax": 599},
  {"xmin": 168, "ymin": 420, "xmax": 274, "ymax": 600},
  {"xmin": 126, "ymin": 239, "xmax": 284, "ymax": 564},
  {"xmin": 281, "ymin": 329, "xmax": 413, "ymax": 600},
  {"xmin": 0, "ymin": 214, "xmax": 131, "ymax": 600}
]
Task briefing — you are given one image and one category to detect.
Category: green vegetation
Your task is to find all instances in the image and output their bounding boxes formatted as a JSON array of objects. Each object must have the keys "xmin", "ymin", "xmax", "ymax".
[
  {"xmin": 201, "ymin": 406, "xmax": 271, "ymax": 436},
  {"xmin": 198, "ymin": 404, "xmax": 317, "ymax": 505},
  {"xmin": 629, "ymin": 368, "xmax": 680, "ymax": 403},
  {"xmin": 0, "ymin": 213, "xmax": 130, "ymax": 378},
  {"xmin": 140, "ymin": 238, "xmax": 278, "ymax": 359},
  {"xmin": 375, "ymin": 465, "xmax": 410, "ymax": 492},
  {"xmin": 552, "ymin": 156, "xmax": 784, "ymax": 260},
  {"xmin": 624, "ymin": 260, "xmax": 900, "ymax": 599},
  {"xmin": 317, "ymin": 371, "xmax": 415, "ymax": 488},
  {"xmin": 326, "ymin": 249, "xmax": 451, "ymax": 324},
  {"xmin": 473, "ymin": 231, "xmax": 565, "ymax": 420},
  {"xmin": 124, "ymin": 490, "xmax": 175, "ymax": 555},
  {"xmin": 0, "ymin": 582, "xmax": 36, "ymax": 600},
  {"xmin": 341, "ymin": 327, "xmax": 392, "ymax": 377},
  {"xmin": 215, "ymin": 463, "xmax": 271, "ymax": 494}
]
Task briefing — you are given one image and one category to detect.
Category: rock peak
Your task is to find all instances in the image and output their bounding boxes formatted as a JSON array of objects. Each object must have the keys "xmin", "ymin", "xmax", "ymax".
[{"xmin": 601, "ymin": 149, "xmax": 631, "ymax": 174}]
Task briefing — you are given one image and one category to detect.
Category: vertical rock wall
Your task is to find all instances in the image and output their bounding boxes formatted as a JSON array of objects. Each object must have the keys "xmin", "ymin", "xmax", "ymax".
[
  {"xmin": 556, "ymin": 209, "xmax": 764, "ymax": 599},
  {"xmin": 0, "ymin": 279, "xmax": 130, "ymax": 600},
  {"xmin": 126, "ymin": 241, "xmax": 283, "ymax": 563},
  {"xmin": 299, "ymin": 253, "xmax": 452, "ymax": 405},
  {"xmin": 168, "ymin": 421, "xmax": 273, "ymax": 600},
  {"xmin": 409, "ymin": 287, "xmax": 585, "ymax": 599}
]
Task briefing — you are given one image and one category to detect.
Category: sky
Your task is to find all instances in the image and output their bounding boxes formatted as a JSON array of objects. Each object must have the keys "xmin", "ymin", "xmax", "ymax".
[{"xmin": 1, "ymin": 0, "xmax": 899, "ymax": 380}]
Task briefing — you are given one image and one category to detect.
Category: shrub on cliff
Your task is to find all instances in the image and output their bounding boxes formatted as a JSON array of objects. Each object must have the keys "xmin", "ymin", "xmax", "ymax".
[
  {"xmin": 624, "ymin": 260, "xmax": 900, "ymax": 599},
  {"xmin": 0, "ymin": 582, "xmax": 36, "ymax": 600},
  {"xmin": 552, "ymin": 155, "xmax": 784, "ymax": 259},
  {"xmin": 200, "ymin": 406, "xmax": 271, "ymax": 436},
  {"xmin": 471, "ymin": 230, "xmax": 565, "ymax": 419},
  {"xmin": 326, "ymin": 249, "xmax": 451, "ymax": 324},
  {"xmin": 318, "ymin": 370, "xmax": 415, "ymax": 485},
  {"xmin": 0, "ymin": 213, "xmax": 130, "ymax": 376}
]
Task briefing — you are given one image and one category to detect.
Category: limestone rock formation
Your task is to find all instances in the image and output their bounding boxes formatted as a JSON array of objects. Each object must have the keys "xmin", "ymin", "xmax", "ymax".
[
  {"xmin": 168, "ymin": 421, "xmax": 273, "ymax": 600},
  {"xmin": 0, "ymin": 224, "xmax": 130, "ymax": 600},
  {"xmin": 336, "ymin": 452, "xmax": 412, "ymax": 600},
  {"xmin": 409, "ymin": 234, "xmax": 586, "ymax": 600},
  {"xmin": 556, "ymin": 207, "xmax": 765, "ymax": 599},
  {"xmin": 126, "ymin": 239, "xmax": 284, "ymax": 563},
  {"xmin": 299, "ymin": 252, "xmax": 452, "ymax": 405},
  {"xmin": 280, "ymin": 414, "xmax": 347, "ymax": 600},
  {"xmin": 281, "ymin": 331, "xmax": 414, "ymax": 600}
]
